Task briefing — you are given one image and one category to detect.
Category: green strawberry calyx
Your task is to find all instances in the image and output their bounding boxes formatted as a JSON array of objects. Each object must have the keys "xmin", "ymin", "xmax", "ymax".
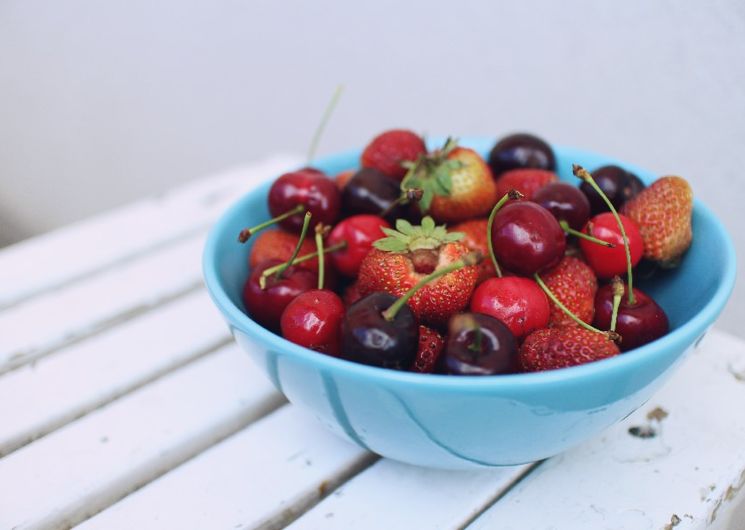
[
  {"xmin": 400, "ymin": 137, "xmax": 464, "ymax": 212},
  {"xmin": 373, "ymin": 216, "xmax": 464, "ymax": 253}
]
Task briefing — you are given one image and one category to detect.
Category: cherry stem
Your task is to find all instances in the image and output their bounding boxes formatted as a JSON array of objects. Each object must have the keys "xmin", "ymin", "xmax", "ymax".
[
  {"xmin": 573, "ymin": 164, "xmax": 635, "ymax": 305},
  {"xmin": 238, "ymin": 204, "xmax": 304, "ymax": 243},
  {"xmin": 315, "ymin": 224, "xmax": 326, "ymax": 290},
  {"xmin": 468, "ymin": 321, "xmax": 483, "ymax": 353},
  {"xmin": 307, "ymin": 84, "xmax": 344, "ymax": 164},
  {"xmin": 382, "ymin": 251, "xmax": 482, "ymax": 322},
  {"xmin": 559, "ymin": 220, "xmax": 615, "ymax": 248},
  {"xmin": 610, "ymin": 275, "xmax": 624, "ymax": 333},
  {"xmin": 273, "ymin": 212, "xmax": 312, "ymax": 281},
  {"xmin": 534, "ymin": 272, "xmax": 608, "ymax": 335},
  {"xmin": 486, "ymin": 190, "xmax": 524, "ymax": 278},
  {"xmin": 379, "ymin": 188, "xmax": 423, "ymax": 219},
  {"xmin": 259, "ymin": 241, "xmax": 346, "ymax": 289}
]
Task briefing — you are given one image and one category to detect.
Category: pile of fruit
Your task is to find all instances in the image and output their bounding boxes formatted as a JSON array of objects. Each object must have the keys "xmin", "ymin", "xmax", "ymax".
[{"xmin": 239, "ymin": 130, "xmax": 693, "ymax": 375}]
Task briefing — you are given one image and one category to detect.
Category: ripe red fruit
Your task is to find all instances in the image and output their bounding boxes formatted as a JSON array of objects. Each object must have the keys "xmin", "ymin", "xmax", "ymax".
[
  {"xmin": 533, "ymin": 181, "xmax": 591, "ymax": 230},
  {"xmin": 328, "ymin": 215, "xmax": 390, "ymax": 277},
  {"xmin": 450, "ymin": 218, "xmax": 496, "ymax": 283},
  {"xmin": 335, "ymin": 169, "xmax": 356, "ymax": 190},
  {"xmin": 280, "ymin": 289, "xmax": 345, "ymax": 356},
  {"xmin": 538, "ymin": 256, "xmax": 598, "ymax": 327},
  {"xmin": 361, "ymin": 129, "xmax": 427, "ymax": 181},
  {"xmin": 580, "ymin": 212, "xmax": 643, "ymax": 278},
  {"xmin": 412, "ymin": 325, "xmax": 445, "ymax": 373},
  {"xmin": 593, "ymin": 285, "xmax": 669, "ymax": 351},
  {"xmin": 519, "ymin": 327, "xmax": 620, "ymax": 372},
  {"xmin": 248, "ymin": 229, "xmax": 317, "ymax": 273},
  {"xmin": 268, "ymin": 168, "xmax": 341, "ymax": 232},
  {"xmin": 495, "ymin": 168, "xmax": 558, "ymax": 201},
  {"xmin": 470, "ymin": 277, "xmax": 549, "ymax": 340},
  {"xmin": 342, "ymin": 281, "xmax": 363, "ymax": 307}
]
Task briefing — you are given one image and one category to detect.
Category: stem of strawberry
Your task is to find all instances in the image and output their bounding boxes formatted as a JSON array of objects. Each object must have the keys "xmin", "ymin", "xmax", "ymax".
[
  {"xmin": 486, "ymin": 189, "xmax": 524, "ymax": 278},
  {"xmin": 259, "ymin": 241, "xmax": 346, "ymax": 289},
  {"xmin": 534, "ymin": 272, "xmax": 608, "ymax": 335},
  {"xmin": 315, "ymin": 224, "xmax": 326, "ymax": 290},
  {"xmin": 272, "ymin": 212, "xmax": 312, "ymax": 281},
  {"xmin": 307, "ymin": 84, "xmax": 344, "ymax": 164},
  {"xmin": 379, "ymin": 188, "xmax": 423, "ymax": 219},
  {"xmin": 610, "ymin": 275, "xmax": 624, "ymax": 333},
  {"xmin": 559, "ymin": 220, "xmax": 615, "ymax": 248},
  {"xmin": 382, "ymin": 251, "xmax": 482, "ymax": 322},
  {"xmin": 238, "ymin": 204, "xmax": 304, "ymax": 243},
  {"xmin": 573, "ymin": 164, "xmax": 635, "ymax": 305}
]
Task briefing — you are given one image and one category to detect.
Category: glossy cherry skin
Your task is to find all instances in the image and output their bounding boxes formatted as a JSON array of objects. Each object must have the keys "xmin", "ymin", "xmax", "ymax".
[
  {"xmin": 342, "ymin": 168, "xmax": 415, "ymax": 222},
  {"xmin": 470, "ymin": 277, "xmax": 550, "ymax": 340},
  {"xmin": 533, "ymin": 182, "xmax": 591, "ymax": 230},
  {"xmin": 580, "ymin": 165, "xmax": 645, "ymax": 215},
  {"xmin": 243, "ymin": 259, "xmax": 318, "ymax": 331},
  {"xmin": 491, "ymin": 202, "xmax": 566, "ymax": 276},
  {"xmin": 328, "ymin": 215, "xmax": 391, "ymax": 276},
  {"xmin": 340, "ymin": 292, "xmax": 418, "ymax": 370},
  {"xmin": 580, "ymin": 212, "xmax": 643, "ymax": 279},
  {"xmin": 487, "ymin": 133, "xmax": 556, "ymax": 178},
  {"xmin": 439, "ymin": 313, "xmax": 518, "ymax": 375},
  {"xmin": 281, "ymin": 289, "xmax": 345, "ymax": 356},
  {"xmin": 268, "ymin": 167, "xmax": 341, "ymax": 232},
  {"xmin": 593, "ymin": 285, "xmax": 669, "ymax": 351}
]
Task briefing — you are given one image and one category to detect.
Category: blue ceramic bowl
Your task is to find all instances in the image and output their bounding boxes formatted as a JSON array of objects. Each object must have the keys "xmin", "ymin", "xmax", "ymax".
[{"xmin": 203, "ymin": 138, "xmax": 735, "ymax": 469}]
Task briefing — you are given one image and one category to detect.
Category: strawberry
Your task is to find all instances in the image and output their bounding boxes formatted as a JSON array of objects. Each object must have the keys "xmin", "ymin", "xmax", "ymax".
[
  {"xmin": 450, "ymin": 218, "xmax": 496, "ymax": 284},
  {"xmin": 401, "ymin": 138, "xmax": 498, "ymax": 223},
  {"xmin": 519, "ymin": 327, "xmax": 620, "ymax": 372},
  {"xmin": 249, "ymin": 229, "xmax": 317, "ymax": 272},
  {"xmin": 412, "ymin": 325, "xmax": 445, "ymax": 373},
  {"xmin": 357, "ymin": 216, "xmax": 478, "ymax": 325},
  {"xmin": 361, "ymin": 129, "xmax": 427, "ymax": 181},
  {"xmin": 495, "ymin": 168, "xmax": 557, "ymax": 200},
  {"xmin": 539, "ymin": 256, "xmax": 598, "ymax": 327},
  {"xmin": 342, "ymin": 281, "xmax": 363, "ymax": 307},
  {"xmin": 620, "ymin": 176, "xmax": 693, "ymax": 267}
]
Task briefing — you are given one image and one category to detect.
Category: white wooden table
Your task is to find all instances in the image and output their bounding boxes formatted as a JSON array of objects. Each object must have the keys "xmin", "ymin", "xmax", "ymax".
[{"xmin": 1, "ymin": 157, "xmax": 744, "ymax": 530}]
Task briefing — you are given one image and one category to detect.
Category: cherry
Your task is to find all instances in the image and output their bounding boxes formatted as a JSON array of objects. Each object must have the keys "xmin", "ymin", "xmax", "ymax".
[
  {"xmin": 533, "ymin": 182, "xmax": 591, "ymax": 231},
  {"xmin": 280, "ymin": 289, "xmax": 344, "ymax": 355},
  {"xmin": 268, "ymin": 168, "xmax": 341, "ymax": 232},
  {"xmin": 438, "ymin": 313, "xmax": 518, "ymax": 375},
  {"xmin": 487, "ymin": 133, "xmax": 556, "ymax": 178},
  {"xmin": 580, "ymin": 165, "xmax": 645, "ymax": 215},
  {"xmin": 341, "ymin": 167, "xmax": 413, "ymax": 222},
  {"xmin": 580, "ymin": 212, "xmax": 643, "ymax": 279},
  {"xmin": 328, "ymin": 215, "xmax": 391, "ymax": 277},
  {"xmin": 593, "ymin": 284, "xmax": 669, "ymax": 351},
  {"xmin": 470, "ymin": 277, "xmax": 550, "ymax": 340},
  {"xmin": 491, "ymin": 201, "xmax": 566, "ymax": 276}
]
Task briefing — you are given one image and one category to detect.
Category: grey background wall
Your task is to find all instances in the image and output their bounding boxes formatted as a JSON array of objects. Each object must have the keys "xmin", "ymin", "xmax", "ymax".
[{"xmin": 1, "ymin": 0, "xmax": 744, "ymax": 336}]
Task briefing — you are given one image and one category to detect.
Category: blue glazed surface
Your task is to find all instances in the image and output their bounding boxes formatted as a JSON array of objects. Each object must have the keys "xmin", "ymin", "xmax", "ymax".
[{"xmin": 203, "ymin": 138, "xmax": 736, "ymax": 469}]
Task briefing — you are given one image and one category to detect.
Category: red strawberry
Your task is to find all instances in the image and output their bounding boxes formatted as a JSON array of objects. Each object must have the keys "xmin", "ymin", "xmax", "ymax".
[
  {"xmin": 412, "ymin": 325, "xmax": 445, "ymax": 373},
  {"xmin": 519, "ymin": 327, "xmax": 620, "ymax": 372},
  {"xmin": 450, "ymin": 218, "xmax": 496, "ymax": 284},
  {"xmin": 620, "ymin": 176, "xmax": 693, "ymax": 267},
  {"xmin": 357, "ymin": 217, "xmax": 479, "ymax": 325},
  {"xmin": 342, "ymin": 281, "xmax": 363, "ymax": 307},
  {"xmin": 539, "ymin": 256, "xmax": 598, "ymax": 327},
  {"xmin": 402, "ymin": 139, "xmax": 498, "ymax": 223},
  {"xmin": 361, "ymin": 129, "xmax": 427, "ymax": 181},
  {"xmin": 249, "ymin": 229, "xmax": 317, "ymax": 272},
  {"xmin": 495, "ymin": 168, "xmax": 557, "ymax": 200}
]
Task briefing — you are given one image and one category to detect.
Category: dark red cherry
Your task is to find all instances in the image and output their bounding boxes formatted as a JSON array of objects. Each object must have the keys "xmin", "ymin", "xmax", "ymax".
[
  {"xmin": 439, "ymin": 313, "xmax": 518, "ymax": 375},
  {"xmin": 280, "ymin": 289, "xmax": 345, "ymax": 356},
  {"xmin": 593, "ymin": 285, "xmax": 669, "ymax": 351},
  {"xmin": 491, "ymin": 201, "xmax": 566, "ymax": 276},
  {"xmin": 470, "ymin": 277, "xmax": 550, "ymax": 340},
  {"xmin": 580, "ymin": 165, "xmax": 645, "ymax": 215},
  {"xmin": 487, "ymin": 133, "xmax": 556, "ymax": 178},
  {"xmin": 341, "ymin": 168, "xmax": 413, "ymax": 222},
  {"xmin": 242, "ymin": 259, "xmax": 317, "ymax": 331},
  {"xmin": 340, "ymin": 292, "xmax": 418, "ymax": 370},
  {"xmin": 268, "ymin": 168, "xmax": 341, "ymax": 232},
  {"xmin": 533, "ymin": 182, "xmax": 591, "ymax": 231},
  {"xmin": 328, "ymin": 215, "xmax": 391, "ymax": 277}
]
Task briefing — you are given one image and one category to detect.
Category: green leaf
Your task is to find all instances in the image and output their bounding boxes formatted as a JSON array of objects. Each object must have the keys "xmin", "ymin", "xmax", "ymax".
[
  {"xmin": 421, "ymin": 216, "xmax": 435, "ymax": 233},
  {"xmin": 433, "ymin": 166, "xmax": 453, "ymax": 195},
  {"xmin": 380, "ymin": 228, "xmax": 410, "ymax": 243},
  {"xmin": 395, "ymin": 219, "xmax": 415, "ymax": 235},
  {"xmin": 419, "ymin": 187, "xmax": 434, "ymax": 212},
  {"xmin": 373, "ymin": 238, "xmax": 408, "ymax": 252}
]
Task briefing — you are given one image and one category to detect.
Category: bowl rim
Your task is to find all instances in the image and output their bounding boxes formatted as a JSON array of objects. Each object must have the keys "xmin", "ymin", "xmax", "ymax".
[{"xmin": 202, "ymin": 142, "xmax": 736, "ymax": 391}]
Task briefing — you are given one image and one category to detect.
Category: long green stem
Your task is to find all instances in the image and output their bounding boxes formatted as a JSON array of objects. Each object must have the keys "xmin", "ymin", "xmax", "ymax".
[
  {"xmin": 382, "ymin": 252, "xmax": 481, "ymax": 321},
  {"xmin": 559, "ymin": 220, "xmax": 615, "ymax": 248},
  {"xmin": 315, "ymin": 225, "xmax": 325, "ymax": 290},
  {"xmin": 307, "ymin": 84, "xmax": 344, "ymax": 164},
  {"xmin": 259, "ymin": 241, "xmax": 346, "ymax": 289},
  {"xmin": 609, "ymin": 276, "xmax": 624, "ymax": 333},
  {"xmin": 273, "ymin": 212, "xmax": 312, "ymax": 281},
  {"xmin": 534, "ymin": 273, "xmax": 607, "ymax": 335},
  {"xmin": 573, "ymin": 164, "xmax": 635, "ymax": 305},
  {"xmin": 486, "ymin": 190, "xmax": 523, "ymax": 278},
  {"xmin": 238, "ymin": 204, "xmax": 304, "ymax": 243}
]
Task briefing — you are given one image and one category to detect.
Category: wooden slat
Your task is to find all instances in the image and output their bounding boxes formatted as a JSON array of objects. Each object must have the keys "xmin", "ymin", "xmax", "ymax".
[
  {"xmin": 287, "ymin": 459, "xmax": 534, "ymax": 530},
  {"xmin": 0, "ymin": 289, "xmax": 229, "ymax": 457},
  {"xmin": 0, "ymin": 235, "xmax": 204, "ymax": 374},
  {"xmin": 0, "ymin": 344, "xmax": 284, "ymax": 530},
  {"xmin": 77, "ymin": 406, "xmax": 374, "ymax": 530},
  {"xmin": 466, "ymin": 329, "xmax": 745, "ymax": 530},
  {"xmin": 0, "ymin": 156, "xmax": 298, "ymax": 310}
]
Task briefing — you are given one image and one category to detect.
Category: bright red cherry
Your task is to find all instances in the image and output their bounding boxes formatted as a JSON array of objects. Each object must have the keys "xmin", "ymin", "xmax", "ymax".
[
  {"xmin": 470, "ymin": 277, "xmax": 550, "ymax": 340},
  {"xmin": 242, "ymin": 259, "xmax": 317, "ymax": 331},
  {"xmin": 580, "ymin": 212, "xmax": 643, "ymax": 279},
  {"xmin": 328, "ymin": 215, "xmax": 391, "ymax": 276},
  {"xmin": 280, "ymin": 289, "xmax": 345, "ymax": 355},
  {"xmin": 491, "ymin": 202, "xmax": 566, "ymax": 276},
  {"xmin": 268, "ymin": 168, "xmax": 341, "ymax": 232},
  {"xmin": 593, "ymin": 285, "xmax": 669, "ymax": 351},
  {"xmin": 533, "ymin": 182, "xmax": 591, "ymax": 230}
]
